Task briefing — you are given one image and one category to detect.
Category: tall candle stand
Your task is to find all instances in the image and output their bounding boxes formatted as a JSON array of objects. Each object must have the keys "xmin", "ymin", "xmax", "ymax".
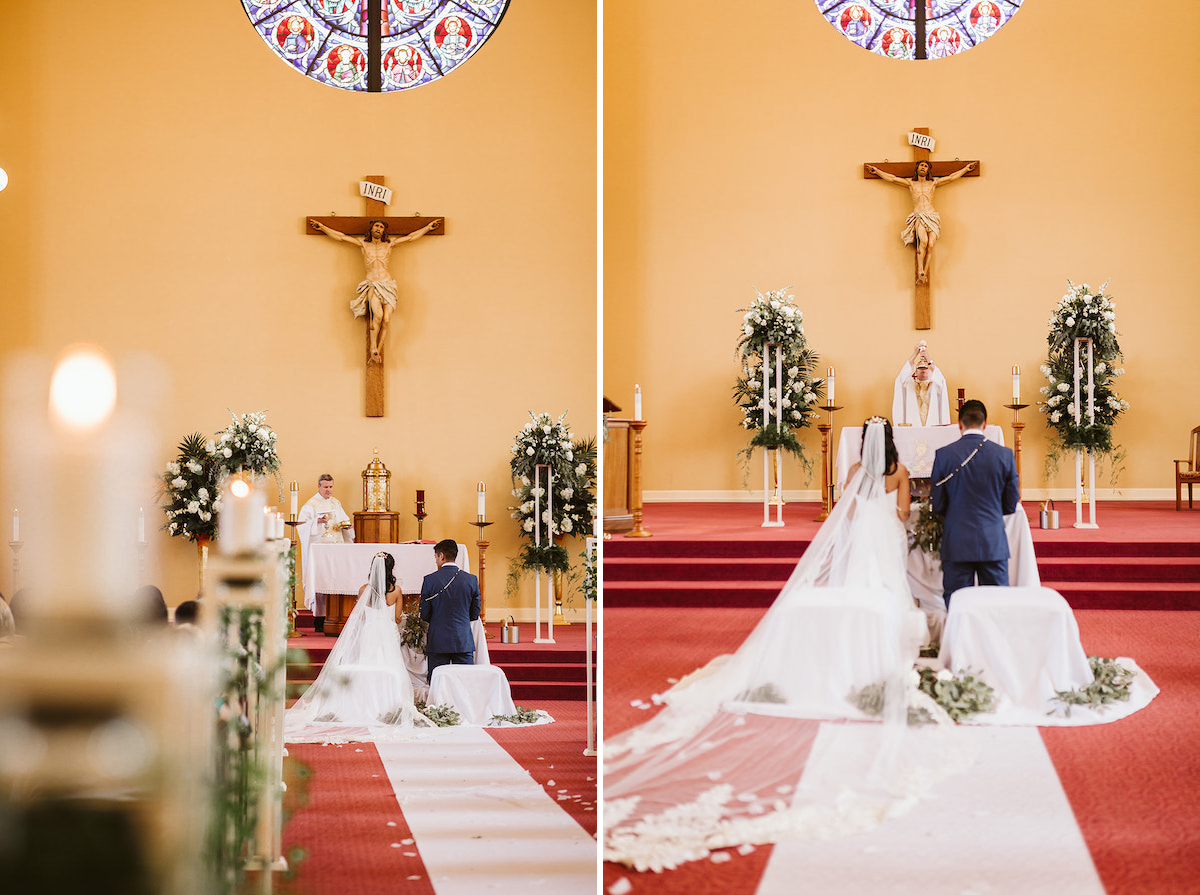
[
  {"xmin": 284, "ymin": 518, "xmax": 305, "ymax": 636},
  {"xmin": 1002, "ymin": 403, "xmax": 1028, "ymax": 504},
  {"xmin": 8, "ymin": 540, "xmax": 22, "ymax": 593},
  {"xmin": 815, "ymin": 405, "xmax": 843, "ymax": 522},
  {"xmin": 471, "ymin": 519, "xmax": 494, "ymax": 638},
  {"xmin": 414, "ymin": 503, "xmax": 427, "ymax": 541},
  {"xmin": 626, "ymin": 419, "xmax": 652, "ymax": 538}
]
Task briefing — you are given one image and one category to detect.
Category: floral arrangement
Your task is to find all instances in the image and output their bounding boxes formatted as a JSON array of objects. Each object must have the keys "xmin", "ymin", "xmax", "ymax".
[
  {"xmin": 907, "ymin": 500, "xmax": 944, "ymax": 557},
  {"xmin": 213, "ymin": 409, "xmax": 281, "ymax": 477},
  {"xmin": 732, "ymin": 288, "xmax": 824, "ymax": 468},
  {"xmin": 161, "ymin": 433, "xmax": 222, "ymax": 542},
  {"xmin": 508, "ymin": 411, "xmax": 597, "ymax": 580},
  {"xmin": 400, "ymin": 611, "xmax": 428, "ymax": 652},
  {"xmin": 581, "ymin": 540, "xmax": 598, "ymax": 603},
  {"xmin": 851, "ymin": 666, "xmax": 996, "ymax": 724},
  {"xmin": 489, "ymin": 706, "xmax": 543, "ymax": 725},
  {"xmin": 1040, "ymin": 280, "xmax": 1128, "ymax": 458},
  {"xmin": 1052, "ymin": 656, "xmax": 1136, "ymax": 716},
  {"xmin": 415, "ymin": 702, "xmax": 461, "ymax": 727}
]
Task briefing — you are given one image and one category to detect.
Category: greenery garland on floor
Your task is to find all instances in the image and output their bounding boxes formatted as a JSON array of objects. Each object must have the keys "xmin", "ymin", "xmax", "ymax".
[
  {"xmin": 1052, "ymin": 656, "xmax": 1136, "ymax": 715},
  {"xmin": 851, "ymin": 667, "xmax": 996, "ymax": 724},
  {"xmin": 732, "ymin": 288, "xmax": 825, "ymax": 479},
  {"xmin": 1039, "ymin": 280, "xmax": 1128, "ymax": 477}
]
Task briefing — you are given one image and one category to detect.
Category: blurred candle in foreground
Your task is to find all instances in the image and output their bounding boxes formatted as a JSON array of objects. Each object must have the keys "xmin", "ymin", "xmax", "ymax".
[
  {"xmin": 138, "ymin": 507, "xmax": 145, "ymax": 543},
  {"xmin": 477, "ymin": 481, "xmax": 486, "ymax": 521},
  {"xmin": 219, "ymin": 476, "xmax": 266, "ymax": 555},
  {"xmin": 12, "ymin": 509, "xmax": 18, "ymax": 542}
]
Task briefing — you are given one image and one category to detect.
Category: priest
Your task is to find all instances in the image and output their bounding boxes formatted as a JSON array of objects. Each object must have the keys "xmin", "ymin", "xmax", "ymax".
[
  {"xmin": 893, "ymin": 340, "xmax": 951, "ymax": 426},
  {"xmin": 298, "ymin": 474, "xmax": 354, "ymax": 633}
]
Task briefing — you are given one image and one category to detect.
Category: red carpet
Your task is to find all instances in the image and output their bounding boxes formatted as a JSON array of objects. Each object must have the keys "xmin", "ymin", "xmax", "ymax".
[
  {"xmin": 602, "ymin": 607, "xmax": 1200, "ymax": 895},
  {"xmin": 604, "ymin": 500, "xmax": 1200, "ymax": 610},
  {"xmin": 279, "ymin": 699, "xmax": 596, "ymax": 894}
]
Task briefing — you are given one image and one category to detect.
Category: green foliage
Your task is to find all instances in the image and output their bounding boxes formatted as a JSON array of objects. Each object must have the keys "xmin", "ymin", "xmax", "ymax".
[
  {"xmin": 490, "ymin": 706, "xmax": 543, "ymax": 725},
  {"xmin": 850, "ymin": 666, "xmax": 996, "ymax": 724},
  {"xmin": 1052, "ymin": 656, "xmax": 1136, "ymax": 716},
  {"xmin": 907, "ymin": 500, "xmax": 944, "ymax": 556},
  {"xmin": 417, "ymin": 702, "xmax": 462, "ymax": 727}
]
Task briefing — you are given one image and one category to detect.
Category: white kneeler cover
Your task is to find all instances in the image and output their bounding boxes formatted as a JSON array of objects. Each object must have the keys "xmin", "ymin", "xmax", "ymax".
[
  {"xmin": 428, "ymin": 664, "xmax": 517, "ymax": 725},
  {"xmin": 942, "ymin": 586, "xmax": 1094, "ymax": 720}
]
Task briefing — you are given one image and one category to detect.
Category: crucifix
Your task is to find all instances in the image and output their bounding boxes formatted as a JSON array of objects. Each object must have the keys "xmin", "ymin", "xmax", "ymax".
[
  {"xmin": 306, "ymin": 175, "xmax": 445, "ymax": 417},
  {"xmin": 864, "ymin": 128, "xmax": 979, "ymax": 330}
]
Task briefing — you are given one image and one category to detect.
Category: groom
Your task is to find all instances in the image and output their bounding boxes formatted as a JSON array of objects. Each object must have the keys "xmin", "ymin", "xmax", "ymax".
[
  {"xmin": 419, "ymin": 539, "xmax": 481, "ymax": 683},
  {"xmin": 930, "ymin": 399, "xmax": 1020, "ymax": 608}
]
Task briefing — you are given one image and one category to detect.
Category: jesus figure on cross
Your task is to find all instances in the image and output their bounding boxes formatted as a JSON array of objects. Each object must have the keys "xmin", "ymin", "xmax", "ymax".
[
  {"xmin": 309, "ymin": 217, "xmax": 439, "ymax": 363},
  {"xmin": 867, "ymin": 159, "xmax": 975, "ymax": 285}
]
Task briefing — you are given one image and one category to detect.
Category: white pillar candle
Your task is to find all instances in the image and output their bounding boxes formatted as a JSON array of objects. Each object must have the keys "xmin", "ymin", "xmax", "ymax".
[
  {"xmin": 138, "ymin": 507, "xmax": 145, "ymax": 543},
  {"xmin": 263, "ymin": 505, "xmax": 274, "ymax": 540},
  {"xmin": 761, "ymin": 354, "xmax": 769, "ymax": 427},
  {"xmin": 275, "ymin": 512, "xmax": 285, "ymax": 540},
  {"xmin": 477, "ymin": 481, "xmax": 486, "ymax": 521},
  {"xmin": 289, "ymin": 481, "xmax": 298, "ymax": 517},
  {"xmin": 12, "ymin": 509, "xmax": 18, "ymax": 542},
  {"xmin": 633, "ymin": 384, "xmax": 642, "ymax": 421},
  {"xmin": 1012, "ymin": 365, "xmax": 1021, "ymax": 403},
  {"xmin": 219, "ymin": 476, "xmax": 267, "ymax": 555},
  {"xmin": 775, "ymin": 348, "xmax": 782, "ymax": 425},
  {"xmin": 827, "ymin": 367, "xmax": 836, "ymax": 405}
]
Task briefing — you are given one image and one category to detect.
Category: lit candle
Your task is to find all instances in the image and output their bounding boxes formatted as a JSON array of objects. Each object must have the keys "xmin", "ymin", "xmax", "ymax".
[
  {"xmin": 12, "ymin": 509, "xmax": 18, "ymax": 542},
  {"xmin": 263, "ymin": 505, "xmax": 274, "ymax": 540},
  {"xmin": 138, "ymin": 507, "xmax": 145, "ymax": 543},
  {"xmin": 275, "ymin": 511, "xmax": 285, "ymax": 540},
  {"xmin": 219, "ymin": 476, "xmax": 267, "ymax": 555},
  {"xmin": 477, "ymin": 481, "xmax": 486, "ymax": 521},
  {"xmin": 290, "ymin": 481, "xmax": 299, "ymax": 517},
  {"xmin": 1012, "ymin": 364, "xmax": 1021, "ymax": 403},
  {"xmin": 827, "ymin": 367, "xmax": 835, "ymax": 405},
  {"xmin": 633, "ymin": 384, "xmax": 642, "ymax": 421}
]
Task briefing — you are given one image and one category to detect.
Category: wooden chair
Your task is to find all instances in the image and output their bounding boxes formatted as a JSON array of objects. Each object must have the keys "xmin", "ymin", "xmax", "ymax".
[{"xmin": 1175, "ymin": 426, "xmax": 1200, "ymax": 510}]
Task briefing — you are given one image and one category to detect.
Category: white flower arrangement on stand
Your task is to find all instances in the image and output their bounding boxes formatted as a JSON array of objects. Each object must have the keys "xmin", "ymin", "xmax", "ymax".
[
  {"xmin": 1040, "ymin": 280, "xmax": 1127, "ymax": 525},
  {"xmin": 732, "ymin": 288, "xmax": 824, "ymax": 525}
]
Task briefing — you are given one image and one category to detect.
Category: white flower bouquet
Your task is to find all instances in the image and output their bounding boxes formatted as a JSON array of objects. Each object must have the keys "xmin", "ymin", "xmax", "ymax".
[{"xmin": 161, "ymin": 433, "xmax": 221, "ymax": 542}]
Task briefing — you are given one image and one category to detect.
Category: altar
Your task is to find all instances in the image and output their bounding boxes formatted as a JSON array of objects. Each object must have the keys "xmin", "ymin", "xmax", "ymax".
[
  {"xmin": 835, "ymin": 424, "xmax": 1006, "ymax": 489},
  {"xmin": 309, "ymin": 542, "xmax": 471, "ymax": 635}
]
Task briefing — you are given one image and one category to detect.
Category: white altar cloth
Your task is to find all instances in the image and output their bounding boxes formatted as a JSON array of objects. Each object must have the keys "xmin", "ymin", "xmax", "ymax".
[
  {"xmin": 309, "ymin": 542, "xmax": 470, "ymax": 595},
  {"xmin": 836, "ymin": 424, "xmax": 1006, "ymax": 489},
  {"xmin": 429, "ymin": 664, "xmax": 518, "ymax": 725},
  {"xmin": 906, "ymin": 511, "xmax": 1040, "ymax": 643}
]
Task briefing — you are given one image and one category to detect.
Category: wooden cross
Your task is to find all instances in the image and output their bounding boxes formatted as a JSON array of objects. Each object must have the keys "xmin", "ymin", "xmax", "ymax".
[
  {"xmin": 306, "ymin": 175, "xmax": 446, "ymax": 417},
  {"xmin": 864, "ymin": 128, "xmax": 979, "ymax": 330}
]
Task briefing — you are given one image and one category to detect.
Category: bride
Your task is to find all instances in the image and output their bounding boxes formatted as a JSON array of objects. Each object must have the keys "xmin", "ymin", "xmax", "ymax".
[
  {"xmin": 285, "ymin": 552, "xmax": 432, "ymax": 743},
  {"xmin": 604, "ymin": 417, "xmax": 969, "ymax": 871}
]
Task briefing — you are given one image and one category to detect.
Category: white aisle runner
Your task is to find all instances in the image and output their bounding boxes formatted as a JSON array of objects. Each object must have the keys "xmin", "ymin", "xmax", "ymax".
[
  {"xmin": 376, "ymin": 728, "xmax": 596, "ymax": 895},
  {"xmin": 758, "ymin": 726, "xmax": 1105, "ymax": 895}
]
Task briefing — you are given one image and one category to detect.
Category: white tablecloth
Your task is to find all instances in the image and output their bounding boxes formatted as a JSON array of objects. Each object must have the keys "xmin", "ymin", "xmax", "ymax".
[
  {"xmin": 906, "ymin": 511, "xmax": 1040, "ymax": 643},
  {"xmin": 941, "ymin": 586, "xmax": 1095, "ymax": 722},
  {"xmin": 310, "ymin": 542, "xmax": 471, "ymax": 595},
  {"xmin": 836, "ymin": 424, "xmax": 1006, "ymax": 489},
  {"xmin": 399, "ymin": 615, "xmax": 490, "ymax": 699},
  {"xmin": 428, "ymin": 664, "xmax": 517, "ymax": 725}
]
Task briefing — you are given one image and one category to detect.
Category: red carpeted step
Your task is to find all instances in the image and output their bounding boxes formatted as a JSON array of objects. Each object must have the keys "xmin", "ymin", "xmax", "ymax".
[
  {"xmin": 1048, "ymin": 581, "xmax": 1200, "ymax": 611},
  {"xmin": 604, "ymin": 580, "xmax": 783, "ymax": 608},
  {"xmin": 604, "ymin": 556, "xmax": 800, "ymax": 581},
  {"xmin": 510, "ymin": 680, "xmax": 596, "ymax": 701},
  {"xmin": 1037, "ymin": 556, "xmax": 1200, "ymax": 582}
]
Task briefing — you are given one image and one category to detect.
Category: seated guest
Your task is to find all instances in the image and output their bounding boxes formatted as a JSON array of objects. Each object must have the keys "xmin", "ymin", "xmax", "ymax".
[
  {"xmin": 136, "ymin": 585, "xmax": 170, "ymax": 625},
  {"xmin": 0, "ymin": 596, "xmax": 14, "ymax": 645},
  {"xmin": 420, "ymin": 539, "xmax": 481, "ymax": 683},
  {"xmin": 173, "ymin": 599, "xmax": 200, "ymax": 625},
  {"xmin": 298, "ymin": 474, "xmax": 355, "ymax": 633}
]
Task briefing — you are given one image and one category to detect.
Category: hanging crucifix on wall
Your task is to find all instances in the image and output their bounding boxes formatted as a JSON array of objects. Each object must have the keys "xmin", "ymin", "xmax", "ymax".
[
  {"xmin": 307, "ymin": 175, "xmax": 445, "ymax": 417},
  {"xmin": 864, "ymin": 128, "xmax": 979, "ymax": 329}
]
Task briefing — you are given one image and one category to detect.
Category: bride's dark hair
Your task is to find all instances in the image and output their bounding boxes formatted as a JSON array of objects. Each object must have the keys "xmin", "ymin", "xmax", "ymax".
[
  {"xmin": 861, "ymin": 417, "xmax": 899, "ymax": 476},
  {"xmin": 373, "ymin": 552, "xmax": 397, "ymax": 593}
]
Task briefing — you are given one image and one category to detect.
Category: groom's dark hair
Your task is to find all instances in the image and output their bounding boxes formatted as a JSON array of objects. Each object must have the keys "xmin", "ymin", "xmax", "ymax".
[
  {"xmin": 434, "ymin": 539, "xmax": 458, "ymax": 562},
  {"xmin": 959, "ymin": 399, "xmax": 987, "ymax": 429}
]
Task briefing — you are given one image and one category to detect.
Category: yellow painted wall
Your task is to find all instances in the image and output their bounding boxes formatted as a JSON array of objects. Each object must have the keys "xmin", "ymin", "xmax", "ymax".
[
  {"xmin": 605, "ymin": 0, "xmax": 1200, "ymax": 498},
  {"xmin": 0, "ymin": 2, "xmax": 597, "ymax": 614}
]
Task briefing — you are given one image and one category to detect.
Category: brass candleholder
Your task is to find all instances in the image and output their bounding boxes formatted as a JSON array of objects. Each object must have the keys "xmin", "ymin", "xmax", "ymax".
[
  {"xmin": 1002, "ymin": 403, "xmax": 1028, "ymax": 505},
  {"xmin": 414, "ymin": 507, "xmax": 427, "ymax": 541},
  {"xmin": 284, "ymin": 519, "xmax": 304, "ymax": 636},
  {"xmin": 815, "ymin": 405, "xmax": 843, "ymax": 521},
  {"xmin": 626, "ymin": 420, "xmax": 652, "ymax": 538},
  {"xmin": 470, "ymin": 519, "xmax": 494, "ymax": 638}
]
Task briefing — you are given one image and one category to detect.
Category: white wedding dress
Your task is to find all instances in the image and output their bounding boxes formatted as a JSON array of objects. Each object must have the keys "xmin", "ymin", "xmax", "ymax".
[
  {"xmin": 604, "ymin": 421, "xmax": 973, "ymax": 871},
  {"xmin": 285, "ymin": 555, "xmax": 432, "ymax": 743}
]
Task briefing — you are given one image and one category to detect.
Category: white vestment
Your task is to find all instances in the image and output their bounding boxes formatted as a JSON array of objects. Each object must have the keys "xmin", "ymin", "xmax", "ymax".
[
  {"xmin": 893, "ymin": 361, "xmax": 951, "ymax": 426},
  {"xmin": 298, "ymin": 493, "xmax": 354, "ymax": 613}
]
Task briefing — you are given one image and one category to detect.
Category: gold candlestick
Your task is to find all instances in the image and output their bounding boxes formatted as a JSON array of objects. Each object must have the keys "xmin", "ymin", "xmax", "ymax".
[
  {"xmin": 470, "ymin": 520, "xmax": 494, "ymax": 637},
  {"xmin": 815, "ymin": 405, "xmax": 843, "ymax": 521},
  {"xmin": 283, "ymin": 519, "xmax": 304, "ymax": 636},
  {"xmin": 626, "ymin": 420, "xmax": 652, "ymax": 538},
  {"xmin": 1002, "ymin": 403, "xmax": 1028, "ymax": 506}
]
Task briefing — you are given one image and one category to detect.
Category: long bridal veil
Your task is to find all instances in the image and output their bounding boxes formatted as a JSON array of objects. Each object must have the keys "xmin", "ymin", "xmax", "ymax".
[
  {"xmin": 604, "ymin": 420, "xmax": 974, "ymax": 872},
  {"xmin": 285, "ymin": 554, "xmax": 431, "ymax": 743}
]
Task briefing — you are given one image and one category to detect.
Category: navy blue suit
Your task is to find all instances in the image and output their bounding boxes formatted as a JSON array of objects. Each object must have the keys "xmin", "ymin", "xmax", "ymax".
[
  {"xmin": 930, "ymin": 430, "xmax": 1020, "ymax": 607},
  {"xmin": 419, "ymin": 561, "xmax": 481, "ymax": 682}
]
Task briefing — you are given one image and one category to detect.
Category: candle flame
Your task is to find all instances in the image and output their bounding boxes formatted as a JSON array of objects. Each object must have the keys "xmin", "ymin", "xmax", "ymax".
[{"xmin": 49, "ymin": 345, "xmax": 117, "ymax": 429}]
